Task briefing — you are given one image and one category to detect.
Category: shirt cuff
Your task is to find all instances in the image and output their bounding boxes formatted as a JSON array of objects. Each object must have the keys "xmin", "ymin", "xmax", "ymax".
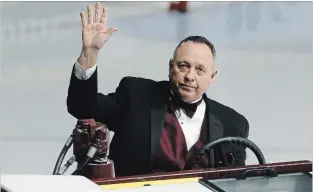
[{"xmin": 74, "ymin": 62, "xmax": 97, "ymax": 80}]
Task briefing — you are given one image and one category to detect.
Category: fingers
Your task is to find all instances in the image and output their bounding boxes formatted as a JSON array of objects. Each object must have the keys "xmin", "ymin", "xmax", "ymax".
[
  {"xmin": 100, "ymin": 6, "xmax": 108, "ymax": 29},
  {"xmin": 80, "ymin": 11, "xmax": 87, "ymax": 28},
  {"xmin": 83, "ymin": 2, "xmax": 103, "ymax": 26},
  {"xmin": 95, "ymin": 2, "xmax": 102, "ymax": 23},
  {"xmin": 87, "ymin": 4, "xmax": 93, "ymax": 24},
  {"xmin": 81, "ymin": 2, "xmax": 114, "ymax": 32}
]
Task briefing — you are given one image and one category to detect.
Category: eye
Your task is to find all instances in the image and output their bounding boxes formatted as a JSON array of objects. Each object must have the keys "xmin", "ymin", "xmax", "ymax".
[
  {"xmin": 197, "ymin": 67, "xmax": 205, "ymax": 73},
  {"xmin": 177, "ymin": 62, "xmax": 187, "ymax": 68},
  {"xmin": 195, "ymin": 67, "xmax": 206, "ymax": 76}
]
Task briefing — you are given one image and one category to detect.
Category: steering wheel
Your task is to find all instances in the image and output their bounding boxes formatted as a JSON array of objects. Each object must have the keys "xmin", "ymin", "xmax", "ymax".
[{"xmin": 192, "ymin": 137, "xmax": 266, "ymax": 168}]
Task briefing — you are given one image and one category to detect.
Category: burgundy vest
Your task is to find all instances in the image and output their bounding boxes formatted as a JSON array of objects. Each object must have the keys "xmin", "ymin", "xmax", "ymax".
[{"xmin": 152, "ymin": 110, "xmax": 209, "ymax": 173}]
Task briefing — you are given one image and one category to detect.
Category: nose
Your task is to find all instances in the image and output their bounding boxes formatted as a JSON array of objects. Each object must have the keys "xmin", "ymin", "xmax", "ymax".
[{"xmin": 184, "ymin": 69, "xmax": 195, "ymax": 82}]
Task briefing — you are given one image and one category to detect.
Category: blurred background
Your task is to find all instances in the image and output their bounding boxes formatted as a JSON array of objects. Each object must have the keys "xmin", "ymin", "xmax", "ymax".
[{"xmin": 1, "ymin": 1, "xmax": 312, "ymax": 174}]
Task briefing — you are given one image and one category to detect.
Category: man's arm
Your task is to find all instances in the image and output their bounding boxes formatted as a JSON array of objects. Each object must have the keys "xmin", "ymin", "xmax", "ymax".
[
  {"xmin": 67, "ymin": 62, "xmax": 130, "ymax": 131},
  {"xmin": 67, "ymin": 2, "xmax": 119, "ymax": 129}
]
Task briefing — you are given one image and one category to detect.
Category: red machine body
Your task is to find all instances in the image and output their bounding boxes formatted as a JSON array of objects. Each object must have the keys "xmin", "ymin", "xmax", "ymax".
[{"xmin": 73, "ymin": 119, "xmax": 115, "ymax": 179}]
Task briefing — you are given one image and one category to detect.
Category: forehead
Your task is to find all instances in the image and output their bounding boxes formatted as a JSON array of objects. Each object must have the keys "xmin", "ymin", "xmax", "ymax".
[{"xmin": 174, "ymin": 42, "xmax": 214, "ymax": 67}]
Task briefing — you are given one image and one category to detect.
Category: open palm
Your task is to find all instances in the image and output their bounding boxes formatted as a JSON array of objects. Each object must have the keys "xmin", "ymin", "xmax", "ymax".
[{"xmin": 80, "ymin": 3, "xmax": 117, "ymax": 51}]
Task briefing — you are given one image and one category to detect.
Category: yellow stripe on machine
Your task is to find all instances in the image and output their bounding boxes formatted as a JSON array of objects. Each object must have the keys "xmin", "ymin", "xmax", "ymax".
[{"xmin": 100, "ymin": 177, "xmax": 201, "ymax": 190}]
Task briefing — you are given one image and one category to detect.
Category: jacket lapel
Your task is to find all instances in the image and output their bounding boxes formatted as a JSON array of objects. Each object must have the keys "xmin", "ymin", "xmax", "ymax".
[
  {"xmin": 150, "ymin": 82, "xmax": 169, "ymax": 169},
  {"xmin": 203, "ymin": 94, "xmax": 224, "ymax": 168}
]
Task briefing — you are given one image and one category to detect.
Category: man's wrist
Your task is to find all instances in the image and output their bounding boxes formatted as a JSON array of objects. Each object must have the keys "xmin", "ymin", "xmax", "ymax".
[{"xmin": 77, "ymin": 48, "xmax": 99, "ymax": 70}]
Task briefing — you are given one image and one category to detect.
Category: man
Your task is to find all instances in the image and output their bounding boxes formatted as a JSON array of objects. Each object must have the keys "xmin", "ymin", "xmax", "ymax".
[{"xmin": 67, "ymin": 2, "xmax": 249, "ymax": 177}]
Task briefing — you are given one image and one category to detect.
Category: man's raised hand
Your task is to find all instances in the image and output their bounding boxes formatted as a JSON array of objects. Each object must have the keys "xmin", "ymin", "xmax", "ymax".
[
  {"xmin": 78, "ymin": 2, "xmax": 117, "ymax": 69},
  {"xmin": 80, "ymin": 2, "xmax": 117, "ymax": 52}
]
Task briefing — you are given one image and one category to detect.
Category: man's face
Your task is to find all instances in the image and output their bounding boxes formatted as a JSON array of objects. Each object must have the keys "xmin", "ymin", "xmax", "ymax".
[{"xmin": 169, "ymin": 41, "xmax": 217, "ymax": 103}]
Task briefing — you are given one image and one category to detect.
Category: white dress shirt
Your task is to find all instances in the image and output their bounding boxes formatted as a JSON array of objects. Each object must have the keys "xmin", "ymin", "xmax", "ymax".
[
  {"xmin": 175, "ymin": 99, "xmax": 206, "ymax": 151},
  {"xmin": 73, "ymin": 62, "xmax": 206, "ymax": 151},
  {"xmin": 74, "ymin": 61, "xmax": 97, "ymax": 80}
]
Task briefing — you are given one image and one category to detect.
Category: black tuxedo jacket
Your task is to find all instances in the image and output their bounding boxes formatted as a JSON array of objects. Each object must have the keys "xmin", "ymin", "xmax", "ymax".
[{"xmin": 67, "ymin": 68, "xmax": 249, "ymax": 177}]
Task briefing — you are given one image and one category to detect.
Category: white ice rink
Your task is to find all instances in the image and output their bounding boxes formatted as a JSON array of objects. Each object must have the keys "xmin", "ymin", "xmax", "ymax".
[{"xmin": 1, "ymin": 2, "xmax": 312, "ymax": 174}]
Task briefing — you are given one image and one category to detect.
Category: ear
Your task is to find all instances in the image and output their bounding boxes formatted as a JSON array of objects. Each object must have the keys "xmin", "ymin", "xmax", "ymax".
[
  {"xmin": 169, "ymin": 59, "xmax": 173, "ymax": 68},
  {"xmin": 168, "ymin": 59, "xmax": 173, "ymax": 78},
  {"xmin": 169, "ymin": 59, "xmax": 175, "ymax": 71},
  {"xmin": 210, "ymin": 70, "xmax": 218, "ymax": 81}
]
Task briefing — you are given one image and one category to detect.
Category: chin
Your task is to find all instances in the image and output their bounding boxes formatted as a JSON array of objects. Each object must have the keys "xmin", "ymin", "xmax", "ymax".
[
  {"xmin": 182, "ymin": 97, "xmax": 197, "ymax": 103},
  {"xmin": 179, "ymin": 92, "xmax": 195, "ymax": 102}
]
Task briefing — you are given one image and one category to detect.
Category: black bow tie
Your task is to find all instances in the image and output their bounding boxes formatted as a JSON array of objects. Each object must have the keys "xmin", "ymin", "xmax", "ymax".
[{"xmin": 170, "ymin": 93, "xmax": 203, "ymax": 118}]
